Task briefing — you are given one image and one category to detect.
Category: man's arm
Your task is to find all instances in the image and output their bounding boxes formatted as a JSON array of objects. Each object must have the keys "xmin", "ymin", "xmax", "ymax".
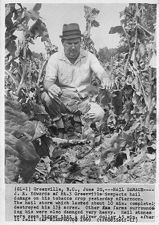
[
  {"xmin": 89, "ymin": 52, "xmax": 113, "ymax": 89},
  {"xmin": 44, "ymin": 55, "xmax": 62, "ymax": 96},
  {"xmin": 44, "ymin": 55, "xmax": 58, "ymax": 90}
]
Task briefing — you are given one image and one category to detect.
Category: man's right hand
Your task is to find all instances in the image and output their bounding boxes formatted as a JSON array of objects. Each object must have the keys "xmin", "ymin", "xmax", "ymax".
[{"xmin": 48, "ymin": 84, "xmax": 62, "ymax": 97}]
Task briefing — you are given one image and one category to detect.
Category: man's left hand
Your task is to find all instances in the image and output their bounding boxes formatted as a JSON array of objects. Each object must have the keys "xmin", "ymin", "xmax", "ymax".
[{"xmin": 101, "ymin": 77, "xmax": 114, "ymax": 90}]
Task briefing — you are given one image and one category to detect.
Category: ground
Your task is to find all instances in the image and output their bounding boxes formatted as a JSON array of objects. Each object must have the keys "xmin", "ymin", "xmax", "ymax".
[{"xmin": 5, "ymin": 95, "xmax": 156, "ymax": 184}]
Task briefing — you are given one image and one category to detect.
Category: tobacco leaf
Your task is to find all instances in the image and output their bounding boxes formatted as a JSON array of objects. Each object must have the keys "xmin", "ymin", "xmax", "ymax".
[{"xmin": 109, "ymin": 26, "xmax": 124, "ymax": 34}]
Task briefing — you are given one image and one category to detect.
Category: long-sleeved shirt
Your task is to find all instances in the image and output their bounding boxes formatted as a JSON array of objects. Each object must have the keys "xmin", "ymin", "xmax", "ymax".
[{"xmin": 44, "ymin": 49, "xmax": 106, "ymax": 98}]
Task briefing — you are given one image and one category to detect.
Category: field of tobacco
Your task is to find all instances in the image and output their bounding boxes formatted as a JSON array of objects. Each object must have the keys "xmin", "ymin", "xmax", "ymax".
[{"xmin": 5, "ymin": 3, "xmax": 156, "ymax": 184}]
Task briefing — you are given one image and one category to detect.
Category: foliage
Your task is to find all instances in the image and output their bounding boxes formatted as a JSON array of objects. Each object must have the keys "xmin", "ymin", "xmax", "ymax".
[
  {"xmin": 98, "ymin": 47, "xmax": 117, "ymax": 63},
  {"xmin": 81, "ymin": 5, "xmax": 100, "ymax": 57},
  {"xmin": 100, "ymin": 3, "xmax": 156, "ymax": 183},
  {"xmin": 5, "ymin": 3, "xmax": 57, "ymax": 96},
  {"xmin": 108, "ymin": 3, "xmax": 156, "ymax": 129}
]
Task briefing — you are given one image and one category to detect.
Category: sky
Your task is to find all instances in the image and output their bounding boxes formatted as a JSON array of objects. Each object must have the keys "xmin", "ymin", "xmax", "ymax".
[{"xmin": 22, "ymin": 3, "xmax": 127, "ymax": 53}]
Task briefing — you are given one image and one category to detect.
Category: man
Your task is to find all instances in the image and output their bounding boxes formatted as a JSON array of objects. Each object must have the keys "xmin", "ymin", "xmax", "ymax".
[{"xmin": 41, "ymin": 23, "xmax": 113, "ymax": 136}]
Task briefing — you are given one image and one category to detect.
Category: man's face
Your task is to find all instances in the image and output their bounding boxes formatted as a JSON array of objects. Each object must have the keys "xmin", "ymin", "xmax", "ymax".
[{"xmin": 63, "ymin": 37, "xmax": 81, "ymax": 60}]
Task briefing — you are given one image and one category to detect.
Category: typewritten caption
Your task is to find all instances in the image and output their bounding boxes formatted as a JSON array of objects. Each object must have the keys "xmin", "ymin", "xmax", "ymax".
[{"xmin": 6, "ymin": 184, "xmax": 155, "ymax": 222}]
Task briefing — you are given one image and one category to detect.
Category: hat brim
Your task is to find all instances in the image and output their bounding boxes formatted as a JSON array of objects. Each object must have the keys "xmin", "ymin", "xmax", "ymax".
[{"xmin": 59, "ymin": 34, "xmax": 84, "ymax": 40}]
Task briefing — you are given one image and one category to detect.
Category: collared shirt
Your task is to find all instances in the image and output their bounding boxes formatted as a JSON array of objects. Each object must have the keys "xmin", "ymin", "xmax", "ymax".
[{"xmin": 44, "ymin": 49, "xmax": 105, "ymax": 98}]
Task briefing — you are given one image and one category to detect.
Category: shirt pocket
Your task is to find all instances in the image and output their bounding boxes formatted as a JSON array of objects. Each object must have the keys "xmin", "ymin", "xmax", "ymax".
[
  {"xmin": 58, "ymin": 71, "xmax": 72, "ymax": 85},
  {"xmin": 79, "ymin": 63, "xmax": 90, "ymax": 83}
]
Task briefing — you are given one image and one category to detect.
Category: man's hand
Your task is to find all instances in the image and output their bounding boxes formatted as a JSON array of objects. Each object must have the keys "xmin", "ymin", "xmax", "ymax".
[
  {"xmin": 101, "ymin": 76, "xmax": 114, "ymax": 90},
  {"xmin": 48, "ymin": 84, "xmax": 62, "ymax": 97},
  {"xmin": 66, "ymin": 100, "xmax": 79, "ymax": 113}
]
